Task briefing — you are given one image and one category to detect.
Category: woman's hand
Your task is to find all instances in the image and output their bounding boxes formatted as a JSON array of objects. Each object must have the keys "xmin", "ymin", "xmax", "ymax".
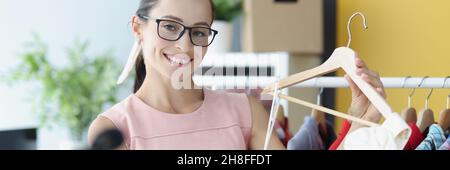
[{"xmin": 346, "ymin": 57, "xmax": 386, "ymax": 132}]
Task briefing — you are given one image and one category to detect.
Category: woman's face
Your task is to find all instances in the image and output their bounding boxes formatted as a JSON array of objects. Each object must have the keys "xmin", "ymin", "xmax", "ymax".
[{"xmin": 135, "ymin": 0, "xmax": 213, "ymax": 82}]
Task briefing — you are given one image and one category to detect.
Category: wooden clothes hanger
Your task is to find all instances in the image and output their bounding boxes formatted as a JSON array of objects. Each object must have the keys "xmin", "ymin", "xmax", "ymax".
[
  {"xmin": 264, "ymin": 81, "xmax": 281, "ymax": 150},
  {"xmin": 401, "ymin": 76, "xmax": 418, "ymax": 123},
  {"xmin": 416, "ymin": 77, "xmax": 436, "ymax": 133},
  {"xmin": 263, "ymin": 12, "xmax": 392, "ymax": 129},
  {"xmin": 402, "ymin": 108, "xmax": 417, "ymax": 124},
  {"xmin": 438, "ymin": 95, "xmax": 450, "ymax": 134},
  {"xmin": 438, "ymin": 77, "xmax": 450, "ymax": 134}
]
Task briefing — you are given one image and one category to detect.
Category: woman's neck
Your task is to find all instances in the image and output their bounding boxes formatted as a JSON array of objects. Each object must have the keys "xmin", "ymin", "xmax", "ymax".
[{"xmin": 135, "ymin": 70, "xmax": 204, "ymax": 114}]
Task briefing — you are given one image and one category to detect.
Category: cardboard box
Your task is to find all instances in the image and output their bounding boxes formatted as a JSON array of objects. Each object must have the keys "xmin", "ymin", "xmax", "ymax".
[{"xmin": 243, "ymin": 0, "xmax": 323, "ymax": 54}]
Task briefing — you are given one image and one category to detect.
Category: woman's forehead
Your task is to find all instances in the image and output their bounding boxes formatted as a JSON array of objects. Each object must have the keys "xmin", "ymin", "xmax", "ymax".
[{"xmin": 150, "ymin": 0, "xmax": 213, "ymax": 25}]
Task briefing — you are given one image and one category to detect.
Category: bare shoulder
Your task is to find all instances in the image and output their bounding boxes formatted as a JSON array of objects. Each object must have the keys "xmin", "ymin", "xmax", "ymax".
[
  {"xmin": 246, "ymin": 95, "xmax": 285, "ymax": 150},
  {"xmin": 247, "ymin": 95, "xmax": 270, "ymax": 133},
  {"xmin": 87, "ymin": 116, "xmax": 117, "ymax": 146},
  {"xmin": 247, "ymin": 96, "xmax": 268, "ymax": 118}
]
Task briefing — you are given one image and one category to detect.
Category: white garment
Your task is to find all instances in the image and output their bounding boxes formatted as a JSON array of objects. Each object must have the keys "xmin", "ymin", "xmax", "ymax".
[{"xmin": 343, "ymin": 113, "xmax": 411, "ymax": 150}]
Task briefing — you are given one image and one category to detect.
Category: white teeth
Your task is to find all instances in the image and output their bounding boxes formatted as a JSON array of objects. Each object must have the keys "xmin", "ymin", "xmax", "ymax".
[
  {"xmin": 166, "ymin": 54, "xmax": 190, "ymax": 66},
  {"xmin": 179, "ymin": 59, "xmax": 188, "ymax": 65}
]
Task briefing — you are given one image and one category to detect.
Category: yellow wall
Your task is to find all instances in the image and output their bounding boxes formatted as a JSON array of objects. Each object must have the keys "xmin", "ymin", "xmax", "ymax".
[{"xmin": 335, "ymin": 0, "xmax": 450, "ymax": 129}]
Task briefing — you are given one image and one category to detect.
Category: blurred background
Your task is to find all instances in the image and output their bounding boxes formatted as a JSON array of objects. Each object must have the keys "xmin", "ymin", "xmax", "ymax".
[
  {"xmin": 0, "ymin": 0, "xmax": 449, "ymax": 150},
  {"xmin": 0, "ymin": 0, "xmax": 138, "ymax": 149}
]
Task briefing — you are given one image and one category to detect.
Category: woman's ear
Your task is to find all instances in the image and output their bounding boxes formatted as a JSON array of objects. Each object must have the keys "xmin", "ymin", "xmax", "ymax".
[{"xmin": 132, "ymin": 16, "xmax": 143, "ymax": 41}]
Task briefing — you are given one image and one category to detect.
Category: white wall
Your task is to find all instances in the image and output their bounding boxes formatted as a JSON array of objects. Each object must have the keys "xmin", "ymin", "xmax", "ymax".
[{"xmin": 0, "ymin": 0, "xmax": 139, "ymax": 149}]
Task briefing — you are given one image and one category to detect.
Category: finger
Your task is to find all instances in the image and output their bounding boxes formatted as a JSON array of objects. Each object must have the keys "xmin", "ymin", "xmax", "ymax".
[
  {"xmin": 345, "ymin": 74, "xmax": 361, "ymax": 97},
  {"xmin": 348, "ymin": 72, "xmax": 387, "ymax": 100},
  {"xmin": 360, "ymin": 73, "xmax": 384, "ymax": 89},
  {"xmin": 354, "ymin": 63, "xmax": 386, "ymax": 97},
  {"xmin": 361, "ymin": 74, "xmax": 386, "ymax": 99},
  {"xmin": 345, "ymin": 74, "xmax": 357, "ymax": 91},
  {"xmin": 356, "ymin": 68, "xmax": 380, "ymax": 80},
  {"xmin": 355, "ymin": 57, "xmax": 367, "ymax": 68},
  {"xmin": 359, "ymin": 75, "xmax": 386, "ymax": 98},
  {"xmin": 356, "ymin": 68, "xmax": 365, "ymax": 76},
  {"xmin": 356, "ymin": 69, "xmax": 383, "ymax": 87},
  {"xmin": 377, "ymin": 87, "xmax": 387, "ymax": 99},
  {"xmin": 356, "ymin": 68, "xmax": 380, "ymax": 78}
]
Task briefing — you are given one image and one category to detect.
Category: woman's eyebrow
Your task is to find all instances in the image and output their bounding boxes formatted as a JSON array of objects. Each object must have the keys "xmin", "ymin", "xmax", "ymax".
[
  {"xmin": 194, "ymin": 22, "xmax": 211, "ymax": 27},
  {"xmin": 161, "ymin": 15, "xmax": 211, "ymax": 27},
  {"xmin": 161, "ymin": 15, "xmax": 184, "ymax": 23}
]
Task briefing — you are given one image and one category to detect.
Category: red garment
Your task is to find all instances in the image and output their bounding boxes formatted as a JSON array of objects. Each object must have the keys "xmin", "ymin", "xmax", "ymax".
[
  {"xmin": 282, "ymin": 117, "xmax": 293, "ymax": 142},
  {"xmin": 403, "ymin": 123, "xmax": 425, "ymax": 150},
  {"xmin": 329, "ymin": 120, "xmax": 351, "ymax": 150},
  {"xmin": 274, "ymin": 117, "xmax": 292, "ymax": 146}
]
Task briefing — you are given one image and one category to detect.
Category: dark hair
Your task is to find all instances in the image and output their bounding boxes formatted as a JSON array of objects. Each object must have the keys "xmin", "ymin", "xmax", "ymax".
[{"xmin": 133, "ymin": 0, "xmax": 216, "ymax": 93}]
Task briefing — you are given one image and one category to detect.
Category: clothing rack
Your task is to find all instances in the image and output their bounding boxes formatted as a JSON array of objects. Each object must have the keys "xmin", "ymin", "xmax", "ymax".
[
  {"xmin": 292, "ymin": 77, "xmax": 450, "ymax": 89},
  {"xmin": 195, "ymin": 76, "xmax": 450, "ymax": 89}
]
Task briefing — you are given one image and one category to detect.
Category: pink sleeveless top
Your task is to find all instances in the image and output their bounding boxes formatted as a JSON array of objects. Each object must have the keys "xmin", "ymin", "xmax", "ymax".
[{"xmin": 100, "ymin": 89, "xmax": 253, "ymax": 150}]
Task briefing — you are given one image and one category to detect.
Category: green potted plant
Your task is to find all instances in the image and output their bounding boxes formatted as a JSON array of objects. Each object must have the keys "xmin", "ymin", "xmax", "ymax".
[
  {"xmin": 210, "ymin": 0, "xmax": 243, "ymax": 52},
  {"xmin": 7, "ymin": 34, "xmax": 119, "ymax": 148}
]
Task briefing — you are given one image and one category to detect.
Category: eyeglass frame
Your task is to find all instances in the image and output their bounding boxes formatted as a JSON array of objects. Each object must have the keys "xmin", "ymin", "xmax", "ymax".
[{"xmin": 137, "ymin": 14, "xmax": 219, "ymax": 47}]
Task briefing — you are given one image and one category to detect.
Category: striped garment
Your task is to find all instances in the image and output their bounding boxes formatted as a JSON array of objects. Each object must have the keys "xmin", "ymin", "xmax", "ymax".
[
  {"xmin": 415, "ymin": 124, "xmax": 446, "ymax": 150},
  {"xmin": 438, "ymin": 137, "xmax": 450, "ymax": 150}
]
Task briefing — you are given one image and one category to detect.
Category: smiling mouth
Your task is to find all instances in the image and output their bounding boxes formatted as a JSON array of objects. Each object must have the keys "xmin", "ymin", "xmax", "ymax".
[{"xmin": 163, "ymin": 53, "xmax": 194, "ymax": 67}]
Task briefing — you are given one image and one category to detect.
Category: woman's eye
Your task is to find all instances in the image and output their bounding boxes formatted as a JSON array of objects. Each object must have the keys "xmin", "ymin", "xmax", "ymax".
[
  {"xmin": 193, "ymin": 31, "xmax": 206, "ymax": 37},
  {"xmin": 163, "ymin": 24, "xmax": 177, "ymax": 31}
]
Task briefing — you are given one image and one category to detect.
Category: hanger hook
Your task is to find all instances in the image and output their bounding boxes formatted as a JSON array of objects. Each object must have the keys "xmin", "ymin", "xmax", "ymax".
[
  {"xmin": 443, "ymin": 76, "xmax": 450, "ymax": 108},
  {"xmin": 402, "ymin": 76, "xmax": 411, "ymax": 89},
  {"xmin": 419, "ymin": 76, "xmax": 432, "ymax": 109},
  {"xmin": 425, "ymin": 88, "xmax": 433, "ymax": 109},
  {"xmin": 443, "ymin": 76, "xmax": 450, "ymax": 89},
  {"xmin": 448, "ymin": 94, "xmax": 450, "ymax": 109},
  {"xmin": 417, "ymin": 76, "xmax": 428, "ymax": 88},
  {"xmin": 410, "ymin": 76, "xmax": 427, "ymax": 97},
  {"xmin": 410, "ymin": 76, "xmax": 426, "ymax": 108},
  {"xmin": 403, "ymin": 76, "xmax": 412, "ymax": 107},
  {"xmin": 347, "ymin": 12, "xmax": 369, "ymax": 48}
]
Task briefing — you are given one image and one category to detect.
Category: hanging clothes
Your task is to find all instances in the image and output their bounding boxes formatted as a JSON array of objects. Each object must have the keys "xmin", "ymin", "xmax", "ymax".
[
  {"xmin": 328, "ymin": 114, "xmax": 411, "ymax": 150},
  {"xmin": 287, "ymin": 116, "xmax": 323, "ymax": 150},
  {"xmin": 275, "ymin": 118, "xmax": 292, "ymax": 146},
  {"xmin": 329, "ymin": 120, "xmax": 352, "ymax": 150},
  {"xmin": 323, "ymin": 118, "xmax": 337, "ymax": 149},
  {"xmin": 274, "ymin": 105, "xmax": 292, "ymax": 147},
  {"xmin": 343, "ymin": 113, "xmax": 411, "ymax": 150},
  {"xmin": 421, "ymin": 127, "xmax": 430, "ymax": 139},
  {"xmin": 438, "ymin": 137, "xmax": 450, "ymax": 150},
  {"xmin": 404, "ymin": 122, "xmax": 425, "ymax": 150},
  {"xmin": 416, "ymin": 124, "xmax": 447, "ymax": 150},
  {"xmin": 287, "ymin": 116, "xmax": 336, "ymax": 150}
]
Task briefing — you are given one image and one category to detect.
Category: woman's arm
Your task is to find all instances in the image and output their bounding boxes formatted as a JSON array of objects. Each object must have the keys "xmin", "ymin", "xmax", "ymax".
[{"xmin": 248, "ymin": 96, "xmax": 286, "ymax": 150}]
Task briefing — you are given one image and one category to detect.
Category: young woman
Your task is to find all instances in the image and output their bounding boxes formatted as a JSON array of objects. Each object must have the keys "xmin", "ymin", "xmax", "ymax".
[{"xmin": 88, "ymin": 0, "xmax": 386, "ymax": 150}]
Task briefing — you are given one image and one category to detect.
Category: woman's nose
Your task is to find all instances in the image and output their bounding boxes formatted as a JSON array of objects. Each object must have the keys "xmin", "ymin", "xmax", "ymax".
[{"xmin": 174, "ymin": 31, "xmax": 193, "ymax": 51}]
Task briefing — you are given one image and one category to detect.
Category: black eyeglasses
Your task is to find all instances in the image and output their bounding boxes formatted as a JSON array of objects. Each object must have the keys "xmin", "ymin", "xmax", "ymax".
[{"xmin": 138, "ymin": 14, "xmax": 218, "ymax": 47}]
